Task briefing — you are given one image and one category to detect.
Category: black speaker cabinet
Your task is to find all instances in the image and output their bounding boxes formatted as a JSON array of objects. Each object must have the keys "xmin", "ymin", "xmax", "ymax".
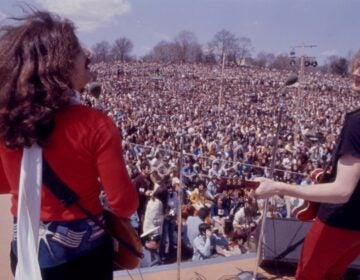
[{"xmin": 261, "ymin": 217, "xmax": 360, "ymax": 271}]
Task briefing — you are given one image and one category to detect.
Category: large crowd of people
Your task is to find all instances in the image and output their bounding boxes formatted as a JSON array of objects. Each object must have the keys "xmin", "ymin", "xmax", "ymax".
[{"xmin": 83, "ymin": 60, "xmax": 359, "ymax": 266}]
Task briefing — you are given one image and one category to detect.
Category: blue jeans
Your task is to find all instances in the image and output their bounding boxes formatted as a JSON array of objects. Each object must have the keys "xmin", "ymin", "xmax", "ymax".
[
  {"xmin": 11, "ymin": 236, "xmax": 113, "ymax": 280},
  {"xmin": 160, "ymin": 217, "xmax": 177, "ymax": 258}
]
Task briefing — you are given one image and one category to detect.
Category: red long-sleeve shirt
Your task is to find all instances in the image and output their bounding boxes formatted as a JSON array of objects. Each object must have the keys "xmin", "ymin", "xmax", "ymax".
[{"xmin": 0, "ymin": 104, "xmax": 138, "ymax": 221}]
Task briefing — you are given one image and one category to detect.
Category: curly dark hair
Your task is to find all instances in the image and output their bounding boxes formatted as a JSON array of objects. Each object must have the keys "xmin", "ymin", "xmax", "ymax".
[{"xmin": 0, "ymin": 11, "xmax": 81, "ymax": 148}]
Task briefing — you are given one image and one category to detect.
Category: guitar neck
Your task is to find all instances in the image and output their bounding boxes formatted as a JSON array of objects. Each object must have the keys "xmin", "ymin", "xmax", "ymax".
[
  {"xmin": 242, "ymin": 180, "xmax": 260, "ymax": 189},
  {"xmin": 219, "ymin": 178, "xmax": 260, "ymax": 189}
]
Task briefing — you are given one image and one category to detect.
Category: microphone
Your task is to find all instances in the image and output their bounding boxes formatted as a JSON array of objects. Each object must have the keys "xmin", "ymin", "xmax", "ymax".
[
  {"xmin": 284, "ymin": 75, "xmax": 298, "ymax": 86},
  {"xmin": 277, "ymin": 75, "xmax": 298, "ymax": 97},
  {"xmin": 88, "ymin": 82, "xmax": 102, "ymax": 98}
]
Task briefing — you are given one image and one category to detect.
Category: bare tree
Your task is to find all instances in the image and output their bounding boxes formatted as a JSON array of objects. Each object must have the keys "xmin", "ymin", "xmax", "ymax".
[
  {"xmin": 174, "ymin": 30, "xmax": 203, "ymax": 63},
  {"xmin": 269, "ymin": 53, "xmax": 292, "ymax": 70},
  {"xmin": 327, "ymin": 56, "xmax": 349, "ymax": 76},
  {"xmin": 208, "ymin": 29, "xmax": 239, "ymax": 63},
  {"xmin": 238, "ymin": 37, "xmax": 254, "ymax": 60},
  {"xmin": 151, "ymin": 41, "xmax": 181, "ymax": 62},
  {"xmin": 255, "ymin": 52, "xmax": 275, "ymax": 68},
  {"xmin": 203, "ymin": 52, "xmax": 217, "ymax": 64},
  {"xmin": 91, "ymin": 41, "xmax": 111, "ymax": 62},
  {"xmin": 111, "ymin": 37, "xmax": 134, "ymax": 62}
]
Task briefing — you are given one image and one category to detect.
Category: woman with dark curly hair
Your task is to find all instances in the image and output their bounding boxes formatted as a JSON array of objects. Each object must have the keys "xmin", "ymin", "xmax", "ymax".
[{"xmin": 0, "ymin": 10, "xmax": 138, "ymax": 280}]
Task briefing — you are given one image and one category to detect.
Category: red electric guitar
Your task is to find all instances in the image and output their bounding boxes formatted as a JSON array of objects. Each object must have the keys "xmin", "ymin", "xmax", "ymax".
[{"xmin": 292, "ymin": 168, "xmax": 332, "ymax": 221}]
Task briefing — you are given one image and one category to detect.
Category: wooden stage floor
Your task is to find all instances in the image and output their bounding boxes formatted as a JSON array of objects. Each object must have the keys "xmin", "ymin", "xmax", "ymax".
[
  {"xmin": 114, "ymin": 256, "xmax": 360, "ymax": 280},
  {"xmin": 114, "ymin": 254, "xmax": 297, "ymax": 280}
]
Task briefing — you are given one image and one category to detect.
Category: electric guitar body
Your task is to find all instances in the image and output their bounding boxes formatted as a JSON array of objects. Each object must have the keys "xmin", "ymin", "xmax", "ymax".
[
  {"xmin": 292, "ymin": 168, "xmax": 331, "ymax": 221},
  {"xmin": 292, "ymin": 200, "xmax": 321, "ymax": 221}
]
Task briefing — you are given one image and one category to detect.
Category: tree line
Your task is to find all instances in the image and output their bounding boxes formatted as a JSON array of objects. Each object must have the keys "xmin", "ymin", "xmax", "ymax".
[{"xmin": 91, "ymin": 29, "xmax": 351, "ymax": 76}]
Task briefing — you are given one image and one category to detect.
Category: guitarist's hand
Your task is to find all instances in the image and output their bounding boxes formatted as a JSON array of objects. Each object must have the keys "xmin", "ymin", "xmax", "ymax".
[{"xmin": 252, "ymin": 177, "xmax": 278, "ymax": 199}]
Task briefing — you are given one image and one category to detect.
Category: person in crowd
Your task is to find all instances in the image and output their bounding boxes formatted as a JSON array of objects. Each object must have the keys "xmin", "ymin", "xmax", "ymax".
[
  {"xmin": 232, "ymin": 197, "xmax": 259, "ymax": 253},
  {"xmin": 180, "ymin": 204, "xmax": 196, "ymax": 258},
  {"xmin": 209, "ymin": 161, "xmax": 222, "ymax": 178},
  {"xmin": 185, "ymin": 207, "xmax": 210, "ymax": 248},
  {"xmin": 192, "ymin": 223, "xmax": 213, "ymax": 261},
  {"xmin": 139, "ymin": 227, "xmax": 161, "ymax": 268},
  {"xmin": 161, "ymin": 177, "xmax": 180, "ymax": 258},
  {"xmin": 142, "ymin": 186, "xmax": 168, "ymax": 236},
  {"xmin": 270, "ymin": 194, "xmax": 288, "ymax": 218},
  {"xmin": 132, "ymin": 162, "xmax": 153, "ymax": 231},
  {"xmin": 150, "ymin": 151, "xmax": 163, "ymax": 171},
  {"xmin": 206, "ymin": 175, "xmax": 219, "ymax": 201},
  {"xmin": 149, "ymin": 169, "xmax": 162, "ymax": 191},
  {"xmin": 86, "ymin": 82, "xmax": 104, "ymax": 110},
  {"xmin": 211, "ymin": 224, "xmax": 242, "ymax": 257},
  {"xmin": 210, "ymin": 195, "xmax": 230, "ymax": 231},
  {"xmin": 189, "ymin": 181, "xmax": 212, "ymax": 211},
  {"xmin": 0, "ymin": 11, "xmax": 138, "ymax": 280},
  {"xmin": 180, "ymin": 157, "xmax": 198, "ymax": 189},
  {"xmin": 228, "ymin": 189, "xmax": 245, "ymax": 217},
  {"xmin": 253, "ymin": 51, "xmax": 360, "ymax": 279}
]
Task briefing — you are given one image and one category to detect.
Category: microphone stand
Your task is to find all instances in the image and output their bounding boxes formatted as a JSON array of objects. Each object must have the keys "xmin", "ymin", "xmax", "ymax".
[
  {"xmin": 176, "ymin": 132, "xmax": 185, "ymax": 280},
  {"xmin": 253, "ymin": 90, "xmax": 285, "ymax": 280},
  {"xmin": 237, "ymin": 89, "xmax": 287, "ymax": 280}
]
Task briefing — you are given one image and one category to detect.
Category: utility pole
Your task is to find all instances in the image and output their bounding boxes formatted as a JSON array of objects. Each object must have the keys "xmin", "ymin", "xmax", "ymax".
[
  {"xmin": 218, "ymin": 52, "xmax": 226, "ymax": 115},
  {"xmin": 291, "ymin": 43, "xmax": 316, "ymax": 133},
  {"xmin": 294, "ymin": 44, "xmax": 316, "ymax": 86}
]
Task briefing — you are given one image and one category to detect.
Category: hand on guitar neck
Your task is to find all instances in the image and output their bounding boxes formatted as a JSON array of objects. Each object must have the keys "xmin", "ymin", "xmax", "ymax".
[{"xmin": 246, "ymin": 170, "xmax": 333, "ymax": 221}]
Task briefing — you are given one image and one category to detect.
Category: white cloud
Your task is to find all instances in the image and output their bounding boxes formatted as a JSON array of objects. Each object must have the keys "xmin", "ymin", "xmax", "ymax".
[
  {"xmin": 35, "ymin": 0, "xmax": 131, "ymax": 32},
  {"xmin": 321, "ymin": 49, "xmax": 338, "ymax": 57}
]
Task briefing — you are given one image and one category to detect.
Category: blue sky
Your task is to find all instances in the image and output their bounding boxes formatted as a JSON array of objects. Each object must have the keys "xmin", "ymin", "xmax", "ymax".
[{"xmin": 1, "ymin": 0, "xmax": 359, "ymax": 63}]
